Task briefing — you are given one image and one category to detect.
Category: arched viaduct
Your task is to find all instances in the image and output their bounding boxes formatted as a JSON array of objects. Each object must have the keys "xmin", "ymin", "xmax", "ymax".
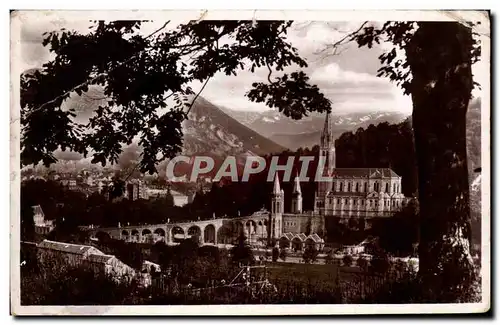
[{"xmin": 88, "ymin": 212, "xmax": 273, "ymax": 246}]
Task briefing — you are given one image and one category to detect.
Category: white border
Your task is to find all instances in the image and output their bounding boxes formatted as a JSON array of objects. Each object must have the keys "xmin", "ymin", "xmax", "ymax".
[{"xmin": 9, "ymin": 9, "xmax": 491, "ymax": 316}]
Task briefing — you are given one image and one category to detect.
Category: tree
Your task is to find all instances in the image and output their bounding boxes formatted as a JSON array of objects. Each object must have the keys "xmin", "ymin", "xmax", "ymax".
[
  {"xmin": 109, "ymin": 176, "xmax": 126, "ymax": 200},
  {"xmin": 370, "ymin": 251, "xmax": 391, "ymax": 275},
  {"xmin": 230, "ymin": 234, "xmax": 254, "ymax": 266},
  {"xmin": 302, "ymin": 246, "xmax": 318, "ymax": 264},
  {"xmin": 279, "ymin": 248, "xmax": 287, "ymax": 262},
  {"xmin": 165, "ymin": 187, "xmax": 174, "ymax": 207},
  {"xmin": 320, "ymin": 20, "xmax": 483, "ymax": 301},
  {"xmin": 21, "ymin": 20, "xmax": 330, "ymax": 173},
  {"xmin": 272, "ymin": 247, "xmax": 279, "ymax": 262},
  {"xmin": 21, "ymin": 204, "xmax": 36, "ymax": 241},
  {"xmin": 324, "ymin": 251, "xmax": 334, "ymax": 265},
  {"xmin": 357, "ymin": 256, "xmax": 368, "ymax": 271},
  {"xmin": 342, "ymin": 254, "xmax": 353, "ymax": 267}
]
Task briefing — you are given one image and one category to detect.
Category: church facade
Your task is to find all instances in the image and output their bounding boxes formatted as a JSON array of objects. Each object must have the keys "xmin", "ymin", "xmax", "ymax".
[{"xmin": 271, "ymin": 112, "xmax": 412, "ymax": 241}]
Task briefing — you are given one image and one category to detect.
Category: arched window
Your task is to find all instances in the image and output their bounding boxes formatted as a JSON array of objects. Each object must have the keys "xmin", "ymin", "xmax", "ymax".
[
  {"xmin": 332, "ymin": 181, "xmax": 336, "ymax": 191},
  {"xmin": 364, "ymin": 182, "xmax": 368, "ymax": 192},
  {"xmin": 385, "ymin": 183, "xmax": 389, "ymax": 193},
  {"xmin": 355, "ymin": 183, "xmax": 359, "ymax": 192},
  {"xmin": 393, "ymin": 183, "xmax": 396, "ymax": 192},
  {"xmin": 348, "ymin": 183, "xmax": 351, "ymax": 192},
  {"xmin": 340, "ymin": 182, "xmax": 344, "ymax": 192}
]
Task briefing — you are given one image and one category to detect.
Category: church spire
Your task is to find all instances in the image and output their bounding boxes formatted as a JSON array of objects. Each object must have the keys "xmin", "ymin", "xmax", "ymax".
[
  {"xmin": 320, "ymin": 111, "xmax": 334, "ymax": 149},
  {"xmin": 293, "ymin": 173, "xmax": 302, "ymax": 194},
  {"xmin": 273, "ymin": 173, "xmax": 281, "ymax": 194}
]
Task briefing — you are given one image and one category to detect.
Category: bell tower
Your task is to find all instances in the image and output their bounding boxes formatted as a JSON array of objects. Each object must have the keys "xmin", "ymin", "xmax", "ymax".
[
  {"xmin": 270, "ymin": 174, "xmax": 284, "ymax": 241},
  {"xmin": 291, "ymin": 173, "xmax": 303, "ymax": 213},
  {"xmin": 314, "ymin": 111, "xmax": 336, "ymax": 215}
]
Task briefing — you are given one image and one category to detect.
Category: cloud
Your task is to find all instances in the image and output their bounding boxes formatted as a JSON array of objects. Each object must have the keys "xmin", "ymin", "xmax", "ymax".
[{"xmin": 307, "ymin": 62, "xmax": 413, "ymax": 113}]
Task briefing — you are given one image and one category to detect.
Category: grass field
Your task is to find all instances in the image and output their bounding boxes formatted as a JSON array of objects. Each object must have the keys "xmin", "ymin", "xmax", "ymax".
[{"xmin": 264, "ymin": 262, "xmax": 359, "ymax": 287}]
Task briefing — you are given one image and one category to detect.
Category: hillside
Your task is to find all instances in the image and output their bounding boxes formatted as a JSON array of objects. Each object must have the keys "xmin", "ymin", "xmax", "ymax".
[
  {"xmin": 20, "ymin": 75, "xmax": 286, "ymax": 174},
  {"xmin": 183, "ymin": 96, "xmax": 286, "ymax": 156}
]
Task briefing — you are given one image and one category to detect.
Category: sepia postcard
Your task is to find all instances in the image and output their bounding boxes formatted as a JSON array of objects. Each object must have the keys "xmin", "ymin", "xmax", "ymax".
[{"xmin": 10, "ymin": 9, "xmax": 491, "ymax": 315}]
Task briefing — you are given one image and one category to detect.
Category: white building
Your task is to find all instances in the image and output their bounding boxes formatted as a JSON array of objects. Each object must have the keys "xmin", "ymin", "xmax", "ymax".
[
  {"xmin": 32, "ymin": 205, "xmax": 54, "ymax": 235},
  {"xmin": 268, "ymin": 112, "xmax": 413, "ymax": 246},
  {"xmin": 37, "ymin": 240, "xmax": 136, "ymax": 282}
]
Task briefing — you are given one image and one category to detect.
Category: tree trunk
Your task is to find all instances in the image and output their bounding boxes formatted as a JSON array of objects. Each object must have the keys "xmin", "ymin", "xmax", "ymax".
[{"xmin": 406, "ymin": 22, "xmax": 477, "ymax": 301}]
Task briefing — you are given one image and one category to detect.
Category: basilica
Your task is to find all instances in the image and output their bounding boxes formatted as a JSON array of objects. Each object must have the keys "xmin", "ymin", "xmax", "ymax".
[{"xmin": 271, "ymin": 112, "xmax": 412, "ymax": 239}]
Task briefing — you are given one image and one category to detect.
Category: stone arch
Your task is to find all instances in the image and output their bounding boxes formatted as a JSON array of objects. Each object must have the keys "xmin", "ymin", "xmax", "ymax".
[
  {"xmin": 217, "ymin": 225, "xmax": 232, "ymax": 244},
  {"xmin": 171, "ymin": 226, "xmax": 185, "ymax": 243},
  {"xmin": 245, "ymin": 220, "xmax": 257, "ymax": 235},
  {"xmin": 142, "ymin": 229, "xmax": 153, "ymax": 243},
  {"xmin": 121, "ymin": 230, "xmax": 129, "ymax": 240},
  {"xmin": 234, "ymin": 221, "xmax": 244, "ymax": 236},
  {"xmin": 187, "ymin": 225, "xmax": 202, "ymax": 242},
  {"xmin": 154, "ymin": 228, "xmax": 166, "ymax": 242},
  {"xmin": 131, "ymin": 229, "xmax": 140, "ymax": 242},
  {"xmin": 204, "ymin": 224, "xmax": 216, "ymax": 244}
]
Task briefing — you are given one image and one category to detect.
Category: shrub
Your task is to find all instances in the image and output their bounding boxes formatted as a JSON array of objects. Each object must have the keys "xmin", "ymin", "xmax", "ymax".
[
  {"xmin": 303, "ymin": 246, "xmax": 318, "ymax": 264},
  {"xmin": 342, "ymin": 255, "xmax": 353, "ymax": 267},
  {"xmin": 272, "ymin": 247, "xmax": 279, "ymax": 262},
  {"xmin": 324, "ymin": 252, "xmax": 334, "ymax": 265},
  {"xmin": 279, "ymin": 248, "xmax": 287, "ymax": 262},
  {"xmin": 357, "ymin": 256, "xmax": 368, "ymax": 270},
  {"xmin": 370, "ymin": 254, "xmax": 391, "ymax": 274}
]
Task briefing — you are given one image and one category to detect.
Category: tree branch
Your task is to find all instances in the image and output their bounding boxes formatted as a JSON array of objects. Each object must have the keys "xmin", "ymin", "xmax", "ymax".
[{"xmin": 313, "ymin": 21, "xmax": 369, "ymax": 61}]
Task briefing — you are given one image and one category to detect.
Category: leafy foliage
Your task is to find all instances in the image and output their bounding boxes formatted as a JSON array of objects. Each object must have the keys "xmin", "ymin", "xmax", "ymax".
[
  {"xmin": 357, "ymin": 256, "xmax": 368, "ymax": 270},
  {"xmin": 230, "ymin": 234, "xmax": 255, "ymax": 266},
  {"xmin": 342, "ymin": 254, "xmax": 353, "ymax": 267},
  {"xmin": 21, "ymin": 20, "xmax": 330, "ymax": 173},
  {"xmin": 349, "ymin": 21, "xmax": 481, "ymax": 95},
  {"xmin": 302, "ymin": 246, "xmax": 318, "ymax": 264},
  {"xmin": 279, "ymin": 248, "xmax": 287, "ymax": 262},
  {"xmin": 272, "ymin": 247, "xmax": 279, "ymax": 262}
]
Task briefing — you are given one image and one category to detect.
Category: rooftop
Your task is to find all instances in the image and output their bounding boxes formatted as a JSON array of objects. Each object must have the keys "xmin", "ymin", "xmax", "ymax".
[
  {"xmin": 86, "ymin": 253, "xmax": 115, "ymax": 264},
  {"xmin": 37, "ymin": 240, "xmax": 103, "ymax": 256},
  {"xmin": 331, "ymin": 168, "xmax": 400, "ymax": 178}
]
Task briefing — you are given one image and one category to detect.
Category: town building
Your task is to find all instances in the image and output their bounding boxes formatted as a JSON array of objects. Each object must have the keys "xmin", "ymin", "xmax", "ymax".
[
  {"xmin": 271, "ymin": 112, "xmax": 413, "ymax": 245},
  {"xmin": 36, "ymin": 240, "xmax": 136, "ymax": 283},
  {"xmin": 90, "ymin": 113, "xmax": 413, "ymax": 251},
  {"xmin": 32, "ymin": 205, "xmax": 54, "ymax": 235}
]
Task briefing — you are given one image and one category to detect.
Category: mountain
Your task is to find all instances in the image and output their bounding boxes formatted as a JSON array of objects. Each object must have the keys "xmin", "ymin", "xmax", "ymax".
[
  {"xmin": 183, "ymin": 96, "xmax": 286, "ymax": 157},
  {"xmin": 465, "ymin": 98, "xmax": 482, "ymax": 222},
  {"xmin": 223, "ymin": 108, "xmax": 409, "ymax": 151}
]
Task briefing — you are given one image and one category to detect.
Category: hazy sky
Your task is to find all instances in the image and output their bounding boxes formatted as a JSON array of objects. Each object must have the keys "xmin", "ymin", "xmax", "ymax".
[{"xmin": 20, "ymin": 18, "xmax": 484, "ymax": 115}]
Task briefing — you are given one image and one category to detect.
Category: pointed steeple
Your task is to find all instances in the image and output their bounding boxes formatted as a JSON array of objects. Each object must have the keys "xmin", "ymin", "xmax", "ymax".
[
  {"xmin": 293, "ymin": 173, "xmax": 302, "ymax": 194},
  {"xmin": 320, "ymin": 111, "xmax": 334, "ymax": 148},
  {"xmin": 273, "ymin": 173, "xmax": 281, "ymax": 194}
]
